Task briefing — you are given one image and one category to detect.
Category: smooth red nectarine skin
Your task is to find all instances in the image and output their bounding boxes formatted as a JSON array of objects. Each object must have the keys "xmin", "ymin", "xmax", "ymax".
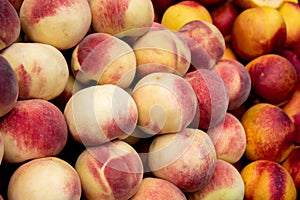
[{"xmin": 0, "ymin": 99, "xmax": 68, "ymax": 163}]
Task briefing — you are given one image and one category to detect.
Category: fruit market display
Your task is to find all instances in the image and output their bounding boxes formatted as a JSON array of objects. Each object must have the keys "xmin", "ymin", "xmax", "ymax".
[{"xmin": 1, "ymin": 0, "xmax": 300, "ymax": 199}]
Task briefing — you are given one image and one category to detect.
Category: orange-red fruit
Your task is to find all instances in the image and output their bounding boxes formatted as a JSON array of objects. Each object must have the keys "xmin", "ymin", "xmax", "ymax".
[
  {"xmin": 241, "ymin": 103, "xmax": 296, "ymax": 163},
  {"xmin": 241, "ymin": 160, "xmax": 297, "ymax": 200},
  {"xmin": 246, "ymin": 54, "xmax": 297, "ymax": 105},
  {"xmin": 231, "ymin": 6, "xmax": 286, "ymax": 61}
]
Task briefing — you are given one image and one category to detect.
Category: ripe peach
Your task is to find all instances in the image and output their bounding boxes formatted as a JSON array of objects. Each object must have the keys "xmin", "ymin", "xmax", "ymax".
[
  {"xmin": 279, "ymin": 49, "xmax": 300, "ymax": 87},
  {"xmin": 187, "ymin": 159, "xmax": 245, "ymax": 200},
  {"xmin": 71, "ymin": 33, "xmax": 136, "ymax": 88},
  {"xmin": 64, "ymin": 84, "xmax": 138, "ymax": 146},
  {"xmin": 0, "ymin": 55, "xmax": 18, "ymax": 117},
  {"xmin": 283, "ymin": 89, "xmax": 300, "ymax": 143},
  {"xmin": 20, "ymin": 0, "xmax": 92, "ymax": 50},
  {"xmin": 278, "ymin": 2, "xmax": 300, "ymax": 47},
  {"xmin": 1, "ymin": 42, "xmax": 69, "ymax": 100},
  {"xmin": 75, "ymin": 140, "xmax": 143, "ymax": 200},
  {"xmin": 241, "ymin": 103, "xmax": 296, "ymax": 162},
  {"xmin": 185, "ymin": 69, "xmax": 229, "ymax": 130},
  {"xmin": 210, "ymin": 1, "xmax": 239, "ymax": 41},
  {"xmin": 241, "ymin": 160, "xmax": 297, "ymax": 200},
  {"xmin": 132, "ymin": 29, "xmax": 191, "ymax": 78},
  {"xmin": 131, "ymin": 72, "xmax": 197, "ymax": 135},
  {"xmin": 208, "ymin": 113, "xmax": 246, "ymax": 164},
  {"xmin": 130, "ymin": 177, "xmax": 186, "ymax": 200},
  {"xmin": 0, "ymin": 0, "xmax": 21, "ymax": 51},
  {"xmin": 194, "ymin": 0, "xmax": 226, "ymax": 7},
  {"xmin": 245, "ymin": 54, "xmax": 297, "ymax": 105},
  {"xmin": 148, "ymin": 128, "xmax": 217, "ymax": 192},
  {"xmin": 178, "ymin": 20, "xmax": 225, "ymax": 70},
  {"xmin": 213, "ymin": 58, "xmax": 251, "ymax": 110},
  {"xmin": 161, "ymin": 1, "xmax": 212, "ymax": 31},
  {"xmin": 7, "ymin": 157, "xmax": 81, "ymax": 200},
  {"xmin": 282, "ymin": 146, "xmax": 300, "ymax": 193},
  {"xmin": 89, "ymin": 0, "xmax": 154, "ymax": 38},
  {"xmin": 0, "ymin": 99, "xmax": 68, "ymax": 163},
  {"xmin": 233, "ymin": 0, "xmax": 284, "ymax": 9},
  {"xmin": 231, "ymin": 6, "xmax": 286, "ymax": 61}
]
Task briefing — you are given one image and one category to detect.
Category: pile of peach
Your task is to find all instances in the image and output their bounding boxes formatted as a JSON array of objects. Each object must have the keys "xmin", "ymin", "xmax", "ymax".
[{"xmin": 1, "ymin": 0, "xmax": 300, "ymax": 199}]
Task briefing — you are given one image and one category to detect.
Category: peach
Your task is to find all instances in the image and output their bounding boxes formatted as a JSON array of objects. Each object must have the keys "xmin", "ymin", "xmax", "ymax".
[
  {"xmin": 131, "ymin": 72, "xmax": 197, "ymax": 135},
  {"xmin": 282, "ymin": 146, "xmax": 300, "ymax": 193},
  {"xmin": 194, "ymin": 0, "xmax": 226, "ymax": 6},
  {"xmin": 20, "ymin": 0, "xmax": 91, "ymax": 50},
  {"xmin": 7, "ymin": 157, "xmax": 81, "ymax": 200},
  {"xmin": 213, "ymin": 58, "xmax": 251, "ymax": 110},
  {"xmin": 222, "ymin": 42, "xmax": 237, "ymax": 60},
  {"xmin": 161, "ymin": 1, "xmax": 212, "ymax": 31},
  {"xmin": 233, "ymin": 0, "xmax": 284, "ymax": 9},
  {"xmin": 185, "ymin": 69, "xmax": 229, "ymax": 130},
  {"xmin": 148, "ymin": 128, "xmax": 217, "ymax": 192},
  {"xmin": 89, "ymin": 0, "xmax": 154, "ymax": 38},
  {"xmin": 132, "ymin": 29, "xmax": 191, "ymax": 78},
  {"xmin": 245, "ymin": 54, "xmax": 297, "ymax": 105},
  {"xmin": 0, "ymin": 99, "xmax": 68, "ymax": 163},
  {"xmin": 130, "ymin": 177, "xmax": 186, "ymax": 200},
  {"xmin": 0, "ymin": 0, "xmax": 21, "ymax": 51},
  {"xmin": 75, "ymin": 140, "xmax": 143, "ymax": 200},
  {"xmin": 241, "ymin": 160, "xmax": 297, "ymax": 200},
  {"xmin": 7, "ymin": 0, "xmax": 23, "ymax": 12},
  {"xmin": 231, "ymin": 6, "xmax": 286, "ymax": 61},
  {"xmin": 208, "ymin": 113, "xmax": 246, "ymax": 164},
  {"xmin": 1, "ymin": 42, "xmax": 69, "ymax": 100},
  {"xmin": 210, "ymin": 1, "xmax": 240, "ymax": 41},
  {"xmin": 241, "ymin": 103, "xmax": 296, "ymax": 162},
  {"xmin": 178, "ymin": 20, "xmax": 225, "ymax": 70},
  {"xmin": 64, "ymin": 84, "xmax": 138, "ymax": 146},
  {"xmin": 151, "ymin": 0, "xmax": 178, "ymax": 20},
  {"xmin": 0, "ymin": 55, "xmax": 18, "ymax": 117},
  {"xmin": 283, "ymin": 89, "xmax": 300, "ymax": 143},
  {"xmin": 71, "ymin": 33, "xmax": 136, "ymax": 88},
  {"xmin": 278, "ymin": 2, "xmax": 300, "ymax": 47},
  {"xmin": 187, "ymin": 159, "xmax": 245, "ymax": 200},
  {"xmin": 279, "ymin": 49, "xmax": 300, "ymax": 87}
]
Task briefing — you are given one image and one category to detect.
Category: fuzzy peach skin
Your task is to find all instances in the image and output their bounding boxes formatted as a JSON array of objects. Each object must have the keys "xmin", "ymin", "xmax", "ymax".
[
  {"xmin": 245, "ymin": 54, "xmax": 297, "ymax": 105},
  {"xmin": 231, "ymin": 6, "xmax": 286, "ymax": 61},
  {"xmin": 241, "ymin": 160, "xmax": 297, "ymax": 200},
  {"xmin": 19, "ymin": 0, "xmax": 91, "ymax": 50},
  {"xmin": 71, "ymin": 33, "xmax": 136, "ymax": 88},
  {"xmin": 7, "ymin": 157, "xmax": 82, "ymax": 200},
  {"xmin": 130, "ymin": 177, "xmax": 187, "ymax": 200},
  {"xmin": 148, "ymin": 128, "xmax": 217, "ymax": 192},
  {"xmin": 75, "ymin": 140, "xmax": 143, "ymax": 200},
  {"xmin": 131, "ymin": 72, "xmax": 197, "ymax": 135},
  {"xmin": 185, "ymin": 69, "xmax": 229, "ymax": 130},
  {"xmin": 282, "ymin": 146, "xmax": 300, "ymax": 194},
  {"xmin": 240, "ymin": 103, "xmax": 296, "ymax": 163},
  {"xmin": 278, "ymin": 2, "xmax": 300, "ymax": 47},
  {"xmin": 213, "ymin": 58, "xmax": 251, "ymax": 110},
  {"xmin": 161, "ymin": 1, "xmax": 212, "ymax": 31},
  {"xmin": 0, "ymin": 0, "xmax": 20, "ymax": 51},
  {"xmin": 1, "ymin": 42, "xmax": 69, "ymax": 100},
  {"xmin": 132, "ymin": 29, "xmax": 191, "ymax": 78},
  {"xmin": 187, "ymin": 159, "xmax": 245, "ymax": 200},
  {"xmin": 0, "ymin": 99, "xmax": 68, "ymax": 163},
  {"xmin": 0, "ymin": 55, "xmax": 18, "ymax": 117},
  {"xmin": 208, "ymin": 113, "xmax": 246, "ymax": 164},
  {"xmin": 178, "ymin": 20, "xmax": 225, "ymax": 70},
  {"xmin": 89, "ymin": 0, "xmax": 154, "ymax": 38},
  {"xmin": 64, "ymin": 84, "xmax": 138, "ymax": 146}
]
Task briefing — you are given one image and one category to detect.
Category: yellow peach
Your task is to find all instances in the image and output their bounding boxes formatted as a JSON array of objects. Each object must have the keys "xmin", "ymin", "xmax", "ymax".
[{"xmin": 161, "ymin": 1, "xmax": 212, "ymax": 31}]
